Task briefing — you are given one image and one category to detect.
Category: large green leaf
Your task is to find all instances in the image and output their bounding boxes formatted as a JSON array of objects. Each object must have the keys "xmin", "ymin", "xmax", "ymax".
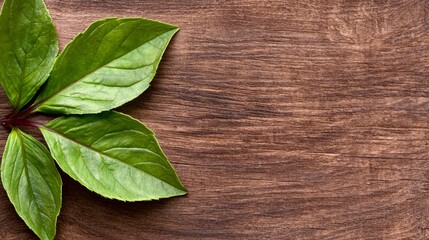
[
  {"xmin": 0, "ymin": 0, "xmax": 58, "ymax": 110},
  {"xmin": 40, "ymin": 111, "xmax": 186, "ymax": 201},
  {"xmin": 33, "ymin": 18, "xmax": 178, "ymax": 114},
  {"xmin": 1, "ymin": 128, "xmax": 62, "ymax": 240}
]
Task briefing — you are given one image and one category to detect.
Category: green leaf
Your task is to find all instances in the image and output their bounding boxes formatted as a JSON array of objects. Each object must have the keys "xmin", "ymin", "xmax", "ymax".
[
  {"xmin": 40, "ymin": 111, "xmax": 186, "ymax": 201},
  {"xmin": 33, "ymin": 18, "xmax": 178, "ymax": 114},
  {"xmin": 0, "ymin": 0, "xmax": 58, "ymax": 110},
  {"xmin": 1, "ymin": 128, "xmax": 62, "ymax": 240}
]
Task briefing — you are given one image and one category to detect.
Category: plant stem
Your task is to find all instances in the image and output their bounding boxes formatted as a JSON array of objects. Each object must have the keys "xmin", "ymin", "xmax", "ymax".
[
  {"xmin": 1, "ymin": 107, "xmax": 41, "ymax": 129},
  {"xmin": 1, "ymin": 118, "xmax": 41, "ymax": 129}
]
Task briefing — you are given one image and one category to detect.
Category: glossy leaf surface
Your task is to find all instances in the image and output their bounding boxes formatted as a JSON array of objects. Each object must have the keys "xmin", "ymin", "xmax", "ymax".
[
  {"xmin": 0, "ymin": 0, "xmax": 58, "ymax": 110},
  {"xmin": 1, "ymin": 129, "xmax": 62, "ymax": 240},
  {"xmin": 40, "ymin": 111, "xmax": 186, "ymax": 201},
  {"xmin": 34, "ymin": 18, "xmax": 178, "ymax": 114}
]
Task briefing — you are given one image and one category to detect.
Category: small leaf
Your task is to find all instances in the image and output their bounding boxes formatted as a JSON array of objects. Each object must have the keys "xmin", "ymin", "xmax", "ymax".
[
  {"xmin": 33, "ymin": 18, "xmax": 179, "ymax": 114},
  {"xmin": 0, "ymin": 0, "xmax": 58, "ymax": 110},
  {"xmin": 1, "ymin": 128, "xmax": 62, "ymax": 240},
  {"xmin": 40, "ymin": 111, "xmax": 186, "ymax": 201}
]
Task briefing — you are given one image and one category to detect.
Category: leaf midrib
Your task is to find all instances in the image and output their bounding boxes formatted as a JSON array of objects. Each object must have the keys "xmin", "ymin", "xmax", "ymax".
[{"xmin": 14, "ymin": 129, "xmax": 48, "ymax": 239}]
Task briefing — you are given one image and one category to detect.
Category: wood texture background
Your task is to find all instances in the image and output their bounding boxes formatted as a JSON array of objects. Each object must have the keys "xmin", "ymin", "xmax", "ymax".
[{"xmin": 0, "ymin": 0, "xmax": 429, "ymax": 239}]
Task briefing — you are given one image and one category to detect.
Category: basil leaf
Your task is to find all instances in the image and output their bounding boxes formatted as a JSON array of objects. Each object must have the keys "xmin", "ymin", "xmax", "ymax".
[
  {"xmin": 33, "ymin": 18, "xmax": 178, "ymax": 114},
  {"xmin": 1, "ymin": 128, "xmax": 62, "ymax": 240},
  {"xmin": 0, "ymin": 0, "xmax": 58, "ymax": 110},
  {"xmin": 40, "ymin": 111, "xmax": 186, "ymax": 201}
]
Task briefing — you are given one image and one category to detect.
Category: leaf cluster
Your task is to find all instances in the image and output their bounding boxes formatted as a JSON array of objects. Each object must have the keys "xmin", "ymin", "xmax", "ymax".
[{"xmin": 0, "ymin": 0, "xmax": 185, "ymax": 239}]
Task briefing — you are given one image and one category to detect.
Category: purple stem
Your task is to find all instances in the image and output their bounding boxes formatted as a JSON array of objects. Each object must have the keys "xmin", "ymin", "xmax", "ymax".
[{"xmin": 1, "ymin": 117, "xmax": 41, "ymax": 129}]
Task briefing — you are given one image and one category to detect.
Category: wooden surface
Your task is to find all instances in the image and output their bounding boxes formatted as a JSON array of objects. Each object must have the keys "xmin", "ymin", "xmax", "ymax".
[{"xmin": 0, "ymin": 0, "xmax": 429, "ymax": 239}]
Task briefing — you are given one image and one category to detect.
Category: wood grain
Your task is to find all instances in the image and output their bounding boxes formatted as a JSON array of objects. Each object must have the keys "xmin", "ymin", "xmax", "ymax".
[{"xmin": 0, "ymin": 0, "xmax": 429, "ymax": 239}]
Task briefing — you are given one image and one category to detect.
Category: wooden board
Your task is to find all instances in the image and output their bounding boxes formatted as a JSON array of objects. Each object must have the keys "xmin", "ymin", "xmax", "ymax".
[{"xmin": 0, "ymin": 0, "xmax": 429, "ymax": 239}]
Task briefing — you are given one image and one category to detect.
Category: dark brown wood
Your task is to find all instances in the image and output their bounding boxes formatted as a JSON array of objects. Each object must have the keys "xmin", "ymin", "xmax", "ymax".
[{"xmin": 1, "ymin": 0, "xmax": 429, "ymax": 239}]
